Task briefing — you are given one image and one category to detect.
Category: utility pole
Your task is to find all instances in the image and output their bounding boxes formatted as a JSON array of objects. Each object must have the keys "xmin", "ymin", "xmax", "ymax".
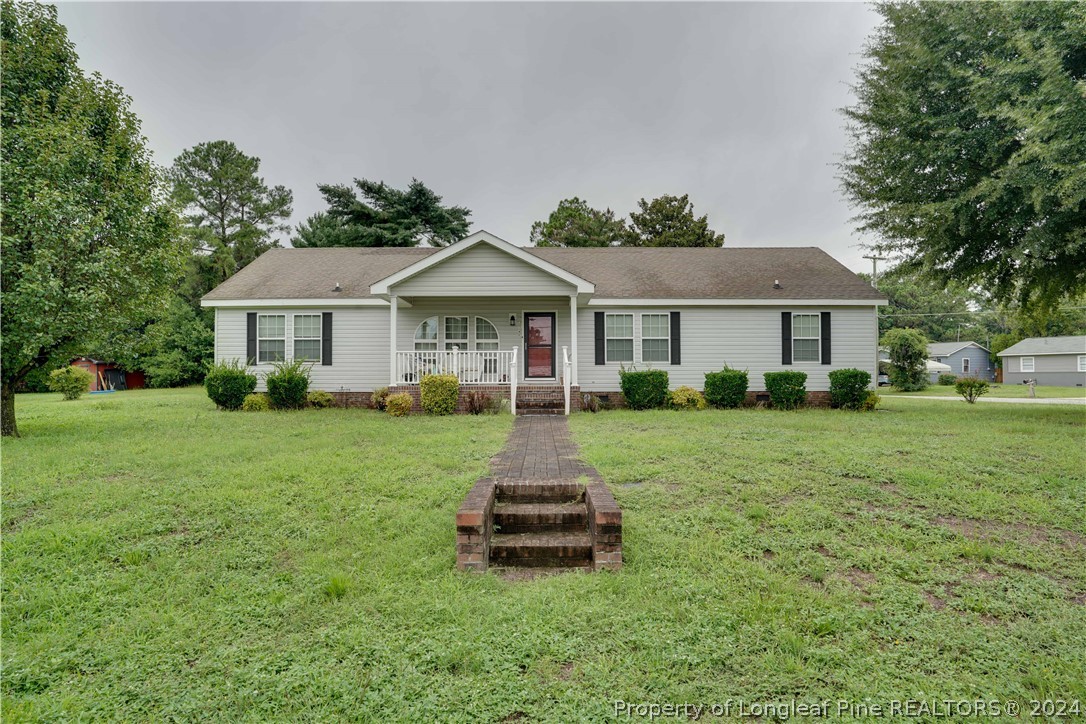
[{"xmin": 863, "ymin": 254, "xmax": 888, "ymax": 289}]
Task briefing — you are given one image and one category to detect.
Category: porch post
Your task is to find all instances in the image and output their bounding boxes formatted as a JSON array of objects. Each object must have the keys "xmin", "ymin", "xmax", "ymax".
[
  {"xmin": 569, "ymin": 294, "xmax": 579, "ymax": 387},
  {"xmin": 389, "ymin": 294, "xmax": 398, "ymax": 386}
]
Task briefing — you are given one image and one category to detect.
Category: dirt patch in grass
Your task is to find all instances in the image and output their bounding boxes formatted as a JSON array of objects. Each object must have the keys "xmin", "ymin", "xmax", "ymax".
[
  {"xmin": 934, "ymin": 515, "xmax": 1083, "ymax": 550},
  {"xmin": 762, "ymin": 550, "xmax": 777, "ymax": 560},
  {"xmin": 924, "ymin": 591, "xmax": 947, "ymax": 611}
]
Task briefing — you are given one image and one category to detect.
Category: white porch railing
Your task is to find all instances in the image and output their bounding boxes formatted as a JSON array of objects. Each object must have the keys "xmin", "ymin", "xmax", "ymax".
[
  {"xmin": 395, "ymin": 349, "xmax": 516, "ymax": 385},
  {"xmin": 509, "ymin": 347, "xmax": 518, "ymax": 416},
  {"xmin": 561, "ymin": 345, "xmax": 571, "ymax": 416}
]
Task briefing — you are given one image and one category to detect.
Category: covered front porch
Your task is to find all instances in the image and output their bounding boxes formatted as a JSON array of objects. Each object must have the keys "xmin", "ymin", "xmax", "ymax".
[{"xmin": 387, "ymin": 296, "xmax": 580, "ymax": 414}]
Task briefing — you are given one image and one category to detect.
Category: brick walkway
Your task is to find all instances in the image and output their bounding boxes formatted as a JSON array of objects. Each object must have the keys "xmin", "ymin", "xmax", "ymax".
[{"xmin": 490, "ymin": 416, "xmax": 599, "ymax": 480}]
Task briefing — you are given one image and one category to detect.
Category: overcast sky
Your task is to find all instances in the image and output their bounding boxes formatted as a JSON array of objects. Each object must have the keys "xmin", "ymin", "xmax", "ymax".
[{"xmin": 58, "ymin": 2, "xmax": 882, "ymax": 271}]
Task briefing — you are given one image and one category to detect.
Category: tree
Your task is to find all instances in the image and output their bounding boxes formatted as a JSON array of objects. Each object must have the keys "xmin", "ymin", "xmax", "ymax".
[
  {"xmin": 291, "ymin": 211, "xmax": 358, "ymax": 248},
  {"xmin": 529, "ymin": 198, "xmax": 627, "ymax": 247},
  {"xmin": 841, "ymin": 2, "xmax": 1086, "ymax": 307},
  {"xmin": 881, "ymin": 328, "xmax": 930, "ymax": 391},
  {"xmin": 139, "ymin": 299, "xmax": 215, "ymax": 388},
  {"xmin": 624, "ymin": 194, "xmax": 725, "ymax": 247},
  {"xmin": 171, "ymin": 140, "xmax": 292, "ymax": 295},
  {"xmin": 1, "ymin": 2, "xmax": 182, "ymax": 436},
  {"xmin": 859, "ymin": 267, "xmax": 980, "ymax": 341},
  {"xmin": 314, "ymin": 178, "xmax": 470, "ymax": 247}
]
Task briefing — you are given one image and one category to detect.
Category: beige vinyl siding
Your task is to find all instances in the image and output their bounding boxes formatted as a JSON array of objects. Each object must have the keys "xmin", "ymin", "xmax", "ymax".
[
  {"xmin": 215, "ymin": 307, "xmax": 390, "ymax": 392},
  {"xmin": 575, "ymin": 306, "xmax": 878, "ymax": 392},
  {"xmin": 392, "ymin": 244, "xmax": 576, "ymax": 297},
  {"xmin": 397, "ymin": 297, "xmax": 572, "ymax": 381}
]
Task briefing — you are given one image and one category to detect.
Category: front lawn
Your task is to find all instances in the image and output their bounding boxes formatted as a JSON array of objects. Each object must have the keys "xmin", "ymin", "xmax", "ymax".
[
  {"xmin": 3, "ymin": 389, "xmax": 1085, "ymax": 720},
  {"xmin": 881, "ymin": 383, "xmax": 1085, "ymax": 399}
]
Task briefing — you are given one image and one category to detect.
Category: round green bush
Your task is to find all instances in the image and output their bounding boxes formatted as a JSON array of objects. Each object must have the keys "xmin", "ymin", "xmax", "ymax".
[
  {"xmin": 265, "ymin": 359, "xmax": 311, "ymax": 410},
  {"xmin": 619, "ymin": 369, "xmax": 669, "ymax": 410},
  {"xmin": 386, "ymin": 392, "xmax": 413, "ymax": 417},
  {"xmin": 204, "ymin": 360, "xmax": 257, "ymax": 410},
  {"xmin": 763, "ymin": 370, "xmax": 808, "ymax": 410},
  {"xmin": 241, "ymin": 393, "xmax": 271, "ymax": 412},
  {"xmin": 704, "ymin": 368, "xmax": 748, "ymax": 408},
  {"xmin": 48, "ymin": 365, "xmax": 94, "ymax": 400},
  {"xmin": 371, "ymin": 386, "xmax": 390, "ymax": 411},
  {"xmin": 938, "ymin": 373, "xmax": 957, "ymax": 386},
  {"xmin": 955, "ymin": 377, "xmax": 990, "ymax": 404},
  {"xmin": 307, "ymin": 390, "xmax": 336, "ymax": 408},
  {"xmin": 828, "ymin": 368, "xmax": 872, "ymax": 410},
  {"xmin": 420, "ymin": 373, "xmax": 459, "ymax": 415},
  {"xmin": 669, "ymin": 386, "xmax": 707, "ymax": 410}
]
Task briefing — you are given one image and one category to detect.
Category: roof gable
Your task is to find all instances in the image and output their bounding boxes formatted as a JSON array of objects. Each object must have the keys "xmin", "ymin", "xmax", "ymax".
[
  {"xmin": 997, "ymin": 335, "xmax": 1086, "ymax": 356},
  {"xmin": 369, "ymin": 231, "xmax": 594, "ymax": 296},
  {"xmin": 929, "ymin": 341, "xmax": 988, "ymax": 356}
]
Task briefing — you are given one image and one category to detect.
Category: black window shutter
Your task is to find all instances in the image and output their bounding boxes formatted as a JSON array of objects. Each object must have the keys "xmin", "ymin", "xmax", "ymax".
[
  {"xmin": 821, "ymin": 311, "xmax": 831, "ymax": 365},
  {"xmin": 246, "ymin": 313, "xmax": 257, "ymax": 365},
  {"xmin": 670, "ymin": 311, "xmax": 681, "ymax": 365},
  {"xmin": 781, "ymin": 312, "xmax": 792, "ymax": 365},
  {"xmin": 594, "ymin": 312, "xmax": 606, "ymax": 365},
  {"xmin": 322, "ymin": 312, "xmax": 333, "ymax": 365}
]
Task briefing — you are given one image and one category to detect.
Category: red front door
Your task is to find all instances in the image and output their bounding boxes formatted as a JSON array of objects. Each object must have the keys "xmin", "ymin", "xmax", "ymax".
[{"xmin": 524, "ymin": 313, "xmax": 555, "ymax": 378}]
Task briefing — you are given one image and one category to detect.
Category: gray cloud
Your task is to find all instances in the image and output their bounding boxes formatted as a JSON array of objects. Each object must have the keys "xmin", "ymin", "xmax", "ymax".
[{"xmin": 59, "ymin": 1, "xmax": 881, "ymax": 270}]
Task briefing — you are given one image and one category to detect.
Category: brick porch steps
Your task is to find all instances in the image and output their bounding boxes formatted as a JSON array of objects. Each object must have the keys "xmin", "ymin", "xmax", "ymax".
[
  {"xmin": 489, "ymin": 532, "xmax": 593, "ymax": 567},
  {"xmin": 494, "ymin": 502, "xmax": 588, "ymax": 533},
  {"xmin": 456, "ymin": 417, "xmax": 622, "ymax": 573}
]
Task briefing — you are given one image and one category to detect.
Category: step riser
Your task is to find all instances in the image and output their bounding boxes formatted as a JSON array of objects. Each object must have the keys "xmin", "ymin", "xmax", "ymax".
[
  {"xmin": 490, "ymin": 557, "xmax": 592, "ymax": 568},
  {"xmin": 494, "ymin": 514, "xmax": 587, "ymax": 534},
  {"xmin": 496, "ymin": 494, "xmax": 582, "ymax": 505},
  {"xmin": 495, "ymin": 482, "xmax": 584, "ymax": 501},
  {"xmin": 490, "ymin": 547, "xmax": 593, "ymax": 563}
]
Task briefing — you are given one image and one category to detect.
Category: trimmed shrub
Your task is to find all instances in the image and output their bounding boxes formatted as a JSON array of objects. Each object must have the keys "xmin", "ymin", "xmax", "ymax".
[
  {"xmin": 828, "ymin": 368, "xmax": 872, "ymax": 410},
  {"xmin": 420, "ymin": 373, "xmax": 459, "ymax": 415},
  {"xmin": 763, "ymin": 371, "xmax": 807, "ymax": 410},
  {"xmin": 205, "ymin": 360, "xmax": 257, "ymax": 410},
  {"xmin": 704, "ymin": 367, "xmax": 749, "ymax": 408},
  {"xmin": 669, "ymin": 386, "xmax": 707, "ymax": 410},
  {"xmin": 465, "ymin": 390, "xmax": 491, "ymax": 415},
  {"xmin": 307, "ymin": 390, "xmax": 336, "ymax": 408},
  {"xmin": 386, "ymin": 392, "xmax": 413, "ymax": 417},
  {"xmin": 618, "ymin": 369, "xmax": 669, "ymax": 410},
  {"xmin": 955, "ymin": 377, "xmax": 989, "ymax": 404},
  {"xmin": 861, "ymin": 391, "xmax": 881, "ymax": 411},
  {"xmin": 582, "ymin": 394, "xmax": 601, "ymax": 413},
  {"xmin": 371, "ymin": 386, "xmax": 390, "ymax": 411},
  {"xmin": 241, "ymin": 393, "xmax": 271, "ymax": 412},
  {"xmin": 48, "ymin": 366, "xmax": 94, "ymax": 400},
  {"xmin": 264, "ymin": 359, "xmax": 311, "ymax": 410},
  {"xmin": 938, "ymin": 373, "xmax": 957, "ymax": 386}
]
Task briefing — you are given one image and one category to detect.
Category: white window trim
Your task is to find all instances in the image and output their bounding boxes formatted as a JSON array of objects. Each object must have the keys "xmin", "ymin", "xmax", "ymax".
[
  {"xmin": 474, "ymin": 316, "xmax": 499, "ymax": 351},
  {"xmin": 1021, "ymin": 356, "xmax": 1035, "ymax": 373},
  {"xmin": 961, "ymin": 357, "xmax": 970, "ymax": 374},
  {"xmin": 605, "ymin": 312, "xmax": 634, "ymax": 363},
  {"xmin": 1079, "ymin": 355, "xmax": 1086, "ymax": 373},
  {"xmin": 444, "ymin": 316, "xmax": 469, "ymax": 350},
  {"xmin": 414, "ymin": 316, "xmax": 439, "ymax": 351},
  {"xmin": 792, "ymin": 313, "xmax": 821, "ymax": 364},
  {"xmin": 257, "ymin": 313, "xmax": 286, "ymax": 364},
  {"xmin": 640, "ymin": 312, "xmax": 670, "ymax": 364},
  {"xmin": 292, "ymin": 313, "xmax": 322, "ymax": 364}
]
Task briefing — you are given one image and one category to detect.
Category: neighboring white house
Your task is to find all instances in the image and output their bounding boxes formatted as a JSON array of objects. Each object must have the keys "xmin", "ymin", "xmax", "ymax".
[
  {"xmin": 201, "ymin": 231, "xmax": 887, "ymax": 412},
  {"xmin": 997, "ymin": 336, "xmax": 1086, "ymax": 388}
]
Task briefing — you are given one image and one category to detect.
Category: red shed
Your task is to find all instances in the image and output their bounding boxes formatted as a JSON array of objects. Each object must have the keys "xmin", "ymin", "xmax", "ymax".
[{"xmin": 70, "ymin": 358, "xmax": 146, "ymax": 391}]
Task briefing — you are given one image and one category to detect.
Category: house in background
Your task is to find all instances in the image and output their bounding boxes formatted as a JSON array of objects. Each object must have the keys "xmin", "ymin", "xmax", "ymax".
[
  {"xmin": 997, "ymin": 336, "xmax": 1086, "ymax": 387},
  {"xmin": 201, "ymin": 231, "xmax": 887, "ymax": 413},
  {"xmin": 71, "ymin": 358, "xmax": 146, "ymax": 391},
  {"xmin": 928, "ymin": 341, "xmax": 995, "ymax": 382}
]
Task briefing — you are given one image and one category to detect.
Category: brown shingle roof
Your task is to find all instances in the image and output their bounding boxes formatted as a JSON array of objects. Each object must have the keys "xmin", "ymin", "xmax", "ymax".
[{"xmin": 202, "ymin": 245, "xmax": 884, "ymax": 301}]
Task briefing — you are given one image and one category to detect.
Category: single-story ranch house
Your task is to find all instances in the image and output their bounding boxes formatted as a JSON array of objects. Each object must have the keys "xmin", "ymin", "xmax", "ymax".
[
  {"xmin": 928, "ymin": 341, "xmax": 995, "ymax": 382},
  {"xmin": 997, "ymin": 335, "xmax": 1086, "ymax": 388},
  {"xmin": 202, "ymin": 231, "xmax": 887, "ymax": 412}
]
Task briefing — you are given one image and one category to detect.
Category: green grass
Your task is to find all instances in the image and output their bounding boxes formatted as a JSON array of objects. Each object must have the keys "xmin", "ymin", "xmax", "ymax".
[
  {"xmin": 4, "ymin": 389, "xmax": 1085, "ymax": 721},
  {"xmin": 881, "ymin": 383, "xmax": 1085, "ymax": 398}
]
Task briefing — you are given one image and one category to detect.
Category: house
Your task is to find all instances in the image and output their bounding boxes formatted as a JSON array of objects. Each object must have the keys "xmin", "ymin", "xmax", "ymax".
[
  {"xmin": 927, "ymin": 341, "xmax": 995, "ymax": 382},
  {"xmin": 997, "ymin": 336, "xmax": 1086, "ymax": 387},
  {"xmin": 71, "ymin": 358, "xmax": 146, "ymax": 391},
  {"xmin": 201, "ymin": 231, "xmax": 887, "ymax": 412}
]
